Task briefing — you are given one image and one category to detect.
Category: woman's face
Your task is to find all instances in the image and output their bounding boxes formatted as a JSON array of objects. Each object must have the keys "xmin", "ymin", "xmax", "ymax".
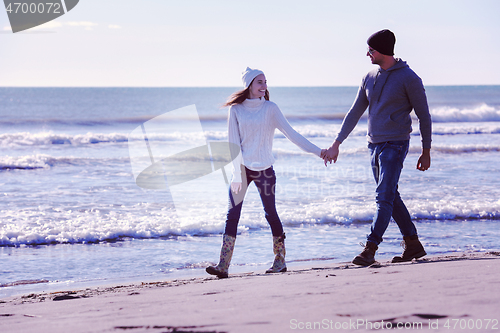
[{"xmin": 248, "ymin": 74, "xmax": 267, "ymax": 99}]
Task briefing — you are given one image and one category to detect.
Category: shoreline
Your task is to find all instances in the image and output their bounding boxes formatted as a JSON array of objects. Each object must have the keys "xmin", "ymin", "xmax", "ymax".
[
  {"xmin": 2, "ymin": 252, "xmax": 500, "ymax": 332},
  {"xmin": 0, "ymin": 253, "xmax": 345, "ymax": 299},
  {"xmin": 0, "ymin": 247, "xmax": 486, "ymax": 300},
  {"xmin": 4, "ymin": 218, "xmax": 500, "ymax": 300}
]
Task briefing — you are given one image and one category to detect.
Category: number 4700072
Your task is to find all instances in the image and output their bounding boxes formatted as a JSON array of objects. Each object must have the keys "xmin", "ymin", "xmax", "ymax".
[
  {"xmin": 444, "ymin": 319, "xmax": 498, "ymax": 330},
  {"xmin": 5, "ymin": 2, "xmax": 62, "ymax": 14}
]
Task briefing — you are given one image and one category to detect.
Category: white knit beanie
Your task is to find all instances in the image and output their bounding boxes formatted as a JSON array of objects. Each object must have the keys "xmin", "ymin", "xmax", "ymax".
[{"xmin": 241, "ymin": 67, "xmax": 264, "ymax": 89}]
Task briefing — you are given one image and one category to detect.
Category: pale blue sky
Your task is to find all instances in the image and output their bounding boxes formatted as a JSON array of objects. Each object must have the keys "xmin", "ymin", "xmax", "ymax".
[{"xmin": 1, "ymin": 0, "xmax": 499, "ymax": 87}]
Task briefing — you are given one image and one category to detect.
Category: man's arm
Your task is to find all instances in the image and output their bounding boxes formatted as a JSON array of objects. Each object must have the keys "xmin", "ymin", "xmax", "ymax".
[
  {"xmin": 406, "ymin": 77, "xmax": 432, "ymax": 172},
  {"xmin": 323, "ymin": 82, "xmax": 369, "ymax": 165}
]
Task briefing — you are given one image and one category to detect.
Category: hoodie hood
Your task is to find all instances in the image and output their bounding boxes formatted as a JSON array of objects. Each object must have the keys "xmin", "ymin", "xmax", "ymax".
[
  {"xmin": 386, "ymin": 58, "xmax": 408, "ymax": 72},
  {"xmin": 372, "ymin": 59, "xmax": 408, "ymax": 103}
]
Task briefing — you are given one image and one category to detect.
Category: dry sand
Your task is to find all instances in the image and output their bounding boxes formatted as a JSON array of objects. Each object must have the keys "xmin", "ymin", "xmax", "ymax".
[{"xmin": 1, "ymin": 252, "xmax": 500, "ymax": 333}]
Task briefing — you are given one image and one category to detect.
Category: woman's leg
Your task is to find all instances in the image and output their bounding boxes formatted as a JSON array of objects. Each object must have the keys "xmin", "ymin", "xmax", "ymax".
[
  {"xmin": 253, "ymin": 167, "xmax": 283, "ymax": 237},
  {"xmin": 224, "ymin": 166, "xmax": 251, "ymax": 237},
  {"xmin": 207, "ymin": 166, "xmax": 251, "ymax": 278},
  {"xmin": 253, "ymin": 167, "xmax": 286, "ymax": 273}
]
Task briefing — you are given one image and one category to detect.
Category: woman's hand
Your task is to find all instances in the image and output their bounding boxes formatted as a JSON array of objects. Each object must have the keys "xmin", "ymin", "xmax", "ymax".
[
  {"xmin": 231, "ymin": 182, "xmax": 242, "ymax": 194},
  {"xmin": 322, "ymin": 141, "xmax": 340, "ymax": 166}
]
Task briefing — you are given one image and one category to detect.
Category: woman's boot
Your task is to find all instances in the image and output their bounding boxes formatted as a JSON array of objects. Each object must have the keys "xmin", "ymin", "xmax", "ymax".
[
  {"xmin": 206, "ymin": 234, "xmax": 236, "ymax": 278},
  {"xmin": 266, "ymin": 233, "xmax": 287, "ymax": 273}
]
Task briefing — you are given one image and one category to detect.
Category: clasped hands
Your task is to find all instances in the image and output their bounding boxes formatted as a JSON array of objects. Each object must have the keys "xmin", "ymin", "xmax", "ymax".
[
  {"xmin": 320, "ymin": 141, "xmax": 340, "ymax": 167},
  {"xmin": 231, "ymin": 143, "xmax": 338, "ymax": 194},
  {"xmin": 320, "ymin": 142, "xmax": 431, "ymax": 171}
]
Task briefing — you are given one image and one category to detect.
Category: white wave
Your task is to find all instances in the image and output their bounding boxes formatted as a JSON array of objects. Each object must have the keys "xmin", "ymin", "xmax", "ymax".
[
  {"xmin": 0, "ymin": 154, "xmax": 64, "ymax": 170},
  {"xmin": 0, "ymin": 204, "xmax": 226, "ymax": 246},
  {"xmin": 431, "ymin": 124, "xmax": 500, "ymax": 135},
  {"xmin": 408, "ymin": 199, "xmax": 500, "ymax": 220},
  {"xmin": 7, "ymin": 121, "xmax": 500, "ymax": 151},
  {"xmin": 2, "ymin": 198, "xmax": 499, "ymax": 246},
  {"xmin": 277, "ymin": 198, "xmax": 500, "ymax": 226},
  {"xmin": 275, "ymin": 142, "xmax": 500, "ymax": 157},
  {"xmin": 432, "ymin": 144, "xmax": 500, "ymax": 154},
  {"xmin": 0, "ymin": 131, "xmax": 221, "ymax": 148},
  {"xmin": 0, "ymin": 132, "xmax": 130, "ymax": 147},
  {"xmin": 0, "ymin": 154, "xmax": 124, "ymax": 171},
  {"xmin": 431, "ymin": 104, "xmax": 500, "ymax": 122}
]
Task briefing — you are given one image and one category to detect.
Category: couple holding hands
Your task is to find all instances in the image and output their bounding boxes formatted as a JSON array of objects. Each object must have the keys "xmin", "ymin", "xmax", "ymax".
[{"xmin": 206, "ymin": 29, "xmax": 432, "ymax": 278}]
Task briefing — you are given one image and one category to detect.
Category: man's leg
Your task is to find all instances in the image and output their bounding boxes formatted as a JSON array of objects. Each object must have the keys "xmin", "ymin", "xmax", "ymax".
[
  {"xmin": 367, "ymin": 141, "xmax": 411, "ymax": 245},
  {"xmin": 367, "ymin": 140, "xmax": 409, "ymax": 245},
  {"xmin": 353, "ymin": 141, "xmax": 408, "ymax": 266},
  {"xmin": 391, "ymin": 190, "xmax": 426, "ymax": 263},
  {"xmin": 391, "ymin": 190, "xmax": 417, "ymax": 237}
]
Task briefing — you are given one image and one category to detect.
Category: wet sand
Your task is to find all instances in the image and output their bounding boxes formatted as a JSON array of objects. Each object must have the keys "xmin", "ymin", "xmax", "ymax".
[{"xmin": 1, "ymin": 252, "xmax": 500, "ymax": 333}]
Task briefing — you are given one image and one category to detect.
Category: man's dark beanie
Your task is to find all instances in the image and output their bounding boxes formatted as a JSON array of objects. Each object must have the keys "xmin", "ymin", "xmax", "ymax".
[{"xmin": 367, "ymin": 29, "xmax": 396, "ymax": 56}]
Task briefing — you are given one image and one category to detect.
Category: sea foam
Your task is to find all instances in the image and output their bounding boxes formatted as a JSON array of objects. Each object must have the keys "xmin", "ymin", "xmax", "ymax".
[
  {"xmin": 430, "ymin": 104, "xmax": 500, "ymax": 122},
  {"xmin": 2, "ymin": 198, "xmax": 499, "ymax": 246}
]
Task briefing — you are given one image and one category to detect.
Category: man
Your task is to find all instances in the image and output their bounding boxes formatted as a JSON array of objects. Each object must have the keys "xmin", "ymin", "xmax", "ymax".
[{"xmin": 322, "ymin": 29, "xmax": 432, "ymax": 266}]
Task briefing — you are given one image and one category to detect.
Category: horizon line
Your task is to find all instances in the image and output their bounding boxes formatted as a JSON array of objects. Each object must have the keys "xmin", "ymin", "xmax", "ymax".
[{"xmin": 1, "ymin": 84, "xmax": 500, "ymax": 88}]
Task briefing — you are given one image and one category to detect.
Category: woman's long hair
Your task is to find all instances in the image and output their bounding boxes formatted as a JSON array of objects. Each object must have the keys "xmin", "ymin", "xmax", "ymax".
[{"xmin": 223, "ymin": 79, "xmax": 270, "ymax": 107}]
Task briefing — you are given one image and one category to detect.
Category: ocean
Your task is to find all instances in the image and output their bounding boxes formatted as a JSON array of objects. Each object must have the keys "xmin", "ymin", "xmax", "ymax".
[{"xmin": 1, "ymin": 86, "xmax": 500, "ymax": 297}]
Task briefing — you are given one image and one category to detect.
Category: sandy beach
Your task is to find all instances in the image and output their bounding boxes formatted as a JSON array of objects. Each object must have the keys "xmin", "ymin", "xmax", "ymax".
[{"xmin": 1, "ymin": 252, "xmax": 499, "ymax": 333}]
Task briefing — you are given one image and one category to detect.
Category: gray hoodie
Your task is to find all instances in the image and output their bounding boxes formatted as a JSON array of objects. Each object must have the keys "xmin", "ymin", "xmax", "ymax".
[{"xmin": 335, "ymin": 59, "xmax": 432, "ymax": 149}]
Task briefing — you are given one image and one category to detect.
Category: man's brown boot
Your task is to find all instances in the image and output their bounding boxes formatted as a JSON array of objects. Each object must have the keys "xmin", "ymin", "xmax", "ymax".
[
  {"xmin": 392, "ymin": 235, "xmax": 426, "ymax": 263},
  {"xmin": 352, "ymin": 241, "xmax": 378, "ymax": 266}
]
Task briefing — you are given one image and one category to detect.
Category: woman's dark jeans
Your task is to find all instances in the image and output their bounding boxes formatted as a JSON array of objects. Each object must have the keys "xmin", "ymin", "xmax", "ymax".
[{"xmin": 224, "ymin": 166, "xmax": 283, "ymax": 237}]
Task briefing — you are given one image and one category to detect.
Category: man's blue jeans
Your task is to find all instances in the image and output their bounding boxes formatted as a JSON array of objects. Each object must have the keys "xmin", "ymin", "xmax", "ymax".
[
  {"xmin": 224, "ymin": 166, "xmax": 283, "ymax": 238},
  {"xmin": 367, "ymin": 140, "xmax": 417, "ymax": 245}
]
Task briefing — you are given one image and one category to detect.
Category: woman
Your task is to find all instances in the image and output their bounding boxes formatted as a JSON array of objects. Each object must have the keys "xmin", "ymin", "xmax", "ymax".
[{"xmin": 206, "ymin": 67, "xmax": 325, "ymax": 278}]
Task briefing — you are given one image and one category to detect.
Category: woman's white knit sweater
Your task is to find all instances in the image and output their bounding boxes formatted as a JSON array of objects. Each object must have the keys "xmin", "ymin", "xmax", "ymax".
[{"xmin": 228, "ymin": 97, "xmax": 322, "ymax": 183}]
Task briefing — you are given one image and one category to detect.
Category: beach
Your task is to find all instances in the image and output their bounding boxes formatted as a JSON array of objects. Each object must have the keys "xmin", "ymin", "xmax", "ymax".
[
  {"xmin": 1, "ymin": 1, "xmax": 499, "ymax": 331},
  {"xmin": 1, "ymin": 87, "xmax": 500, "ymax": 331},
  {"xmin": 2, "ymin": 87, "xmax": 500, "ymax": 292},
  {"xmin": 2, "ymin": 252, "xmax": 499, "ymax": 333}
]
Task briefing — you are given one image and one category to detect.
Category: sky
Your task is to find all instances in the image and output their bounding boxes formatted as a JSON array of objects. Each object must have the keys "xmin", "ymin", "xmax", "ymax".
[{"xmin": 1, "ymin": 0, "xmax": 499, "ymax": 87}]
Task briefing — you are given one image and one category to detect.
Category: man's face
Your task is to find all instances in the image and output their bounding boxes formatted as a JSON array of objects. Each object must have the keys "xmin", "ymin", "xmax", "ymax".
[{"xmin": 367, "ymin": 46, "xmax": 383, "ymax": 65}]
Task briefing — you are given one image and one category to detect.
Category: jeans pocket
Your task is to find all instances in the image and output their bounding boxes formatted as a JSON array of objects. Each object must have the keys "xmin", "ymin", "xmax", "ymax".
[
  {"xmin": 385, "ymin": 141, "xmax": 409, "ymax": 163},
  {"xmin": 386, "ymin": 140, "xmax": 407, "ymax": 147}
]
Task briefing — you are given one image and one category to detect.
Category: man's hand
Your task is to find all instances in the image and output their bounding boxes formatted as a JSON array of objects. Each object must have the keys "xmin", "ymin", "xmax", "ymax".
[
  {"xmin": 322, "ymin": 141, "xmax": 341, "ymax": 166},
  {"xmin": 417, "ymin": 148, "xmax": 431, "ymax": 171}
]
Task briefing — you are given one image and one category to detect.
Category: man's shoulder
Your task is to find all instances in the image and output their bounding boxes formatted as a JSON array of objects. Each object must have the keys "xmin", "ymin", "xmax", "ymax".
[
  {"xmin": 363, "ymin": 68, "xmax": 380, "ymax": 79},
  {"xmin": 400, "ymin": 67, "xmax": 424, "ymax": 90},
  {"xmin": 398, "ymin": 65, "xmax": 420, "ymax": 78},
  {"xmin": 392, "ymin": 60, "xmax": 421, "ymax": 80},
  {"xmin": 361, "ymin": 68, "xmax": 380, "ymax": 88}
]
